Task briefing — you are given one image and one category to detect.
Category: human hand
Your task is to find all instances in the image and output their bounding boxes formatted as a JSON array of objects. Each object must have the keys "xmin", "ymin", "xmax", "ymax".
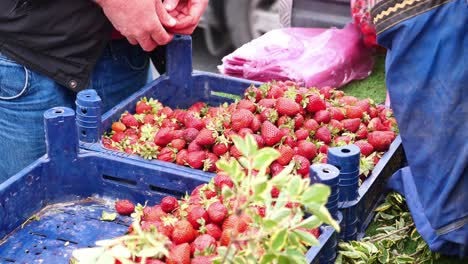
[
  {"xmin": 96, "ymin": 0, "xmax": 177, "ymax": 51},
  {"xmin": 163, "ymin": 0, "xmax": 209, "ymax": 35}
]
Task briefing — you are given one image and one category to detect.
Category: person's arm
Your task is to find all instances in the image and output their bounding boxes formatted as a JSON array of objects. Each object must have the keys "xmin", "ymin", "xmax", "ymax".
[{"xmin": 94, "ymin": 0, "xmax": 176, "ymax": 51}]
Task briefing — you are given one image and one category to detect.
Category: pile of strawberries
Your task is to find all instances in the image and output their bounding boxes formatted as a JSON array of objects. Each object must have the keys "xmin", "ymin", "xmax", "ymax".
[
  {"xmin": 351, "ymin": 0, "xmax": 378, "ymax": 48},
  {"xmin": 103, "ymin": 81, "xmax": 397, "ymax": 179},
  {"xmin": 113, "ymin": 174, "xmax": 320, "ymax": 264}
]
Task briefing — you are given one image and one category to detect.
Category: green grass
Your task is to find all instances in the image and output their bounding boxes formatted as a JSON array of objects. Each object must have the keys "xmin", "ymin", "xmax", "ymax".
[{"xmin": 342, "ymin": 55, "xmax": 387, "ymax": 104}]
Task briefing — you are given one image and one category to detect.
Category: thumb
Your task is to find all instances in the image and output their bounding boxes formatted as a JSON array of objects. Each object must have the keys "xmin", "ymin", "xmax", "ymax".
[
  {"xmin": 163, "ymin": 0, "xmax": 180, "ymax": 11},
  {"xmin": 156, "ymin": 0, "xmax": 177, "ymax": 27}
]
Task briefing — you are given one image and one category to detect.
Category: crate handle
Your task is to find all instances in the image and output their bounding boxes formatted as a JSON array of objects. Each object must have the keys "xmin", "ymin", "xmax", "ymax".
[
  {"xmin": 165, "ymin": 35, "xmax": 193, "ymax": 87},
  {"xmin": 44, "ymin": 107, "xmax": 78, "ymax": 160}
]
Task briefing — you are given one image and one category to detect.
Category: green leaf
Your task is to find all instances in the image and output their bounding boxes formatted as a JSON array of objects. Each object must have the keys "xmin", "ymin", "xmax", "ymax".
[
  {"xmin": 252, "ymin": 148, "xmax": 280, "ymax": 172},
  {"xmin": 340, "ymin": 250, "xmax": 364, "ymax": 259},
  {"xmin": 273, "ymin": 190, "xmax": 288, "ymax": 211},
  {"xmin": 296, "ymin": 215, "xmax": 321, "ymax": 229},
  {"xmin": 232, "ymin": 135, "xmax": 250, "ymax": 157},
  {"xmin": 271, "ymin": 228, "xmax": 288, "ymax": 251},
  {"xmin": 263, "ymin": 219, "xmax": 278, "ymax": 230},
  {"xmin": 260, "ymin": 254, "xmax": 277, "ymax": 264},
  {"xmin": 301, "ymin": 184, "xmax": 331, "ymax": 205},
  {"xmin": 395, "ymin": 255, "xmax": 414, "ymax": 263},
  {"xmin": 271, "ymin": 163, "xmax": 294, "ymax": 186},
  {"xmin": 378, "ymin": 247, "xmax": 389, "ymax": 263},
  {"xmin": 237, "ymin": 157, "xmax": 250, "ymax": 169},
  {"xmin": 253, "ymin": 181, "xmax": 268, "ymax": 200},
  {"xmin": 293, "ymin": 229, "xmax": 319, "ymax": 247},
  {"xmin": 270, "ymin": 208, "xmax": 291, "ymax": 223},
  {"xmin": 306, "ymin": 203, "xmax": 340, "ymax": 232},
  {"xmin": 287, "ymin": 176, "xmax": 301, "ymax": 197},
  {"xmin": 284, "ymin": 248, "xmax": 307, "ymax": 264},
  {"xmin": 100, "ymin": 211, "xmax": 117, "ymax": 222},
  {"xmin": 222, "ymin": 187, "xmax": 235, "ymax": 200},
  {"xmin": 379, "ymin": 213, "xmax": 396, "ymax": 221},
  {"xmin": 375, "ymin": 202, "xmax": 392, "ymax": 212}
]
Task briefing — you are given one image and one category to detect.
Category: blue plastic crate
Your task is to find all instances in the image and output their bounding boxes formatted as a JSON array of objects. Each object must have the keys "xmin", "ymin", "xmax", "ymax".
[{"xmin": 0, "ymin": 107, "xmax": 338, "ymax": 264}]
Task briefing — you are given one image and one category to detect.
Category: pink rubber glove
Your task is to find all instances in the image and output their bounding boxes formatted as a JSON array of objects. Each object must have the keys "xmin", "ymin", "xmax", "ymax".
[
  {"xmin": 96, "ymin": 0, "xmax": 177, "ymax": 51},
  {"xmin": 163, "ymin": 0, "xmax": 209, "ymax": 35}
]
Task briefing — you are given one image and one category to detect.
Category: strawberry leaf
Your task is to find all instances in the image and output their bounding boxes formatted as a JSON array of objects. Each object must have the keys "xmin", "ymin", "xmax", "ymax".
[
  {"xmin": 301, "ymin": 184, "xmax": 331, "ymax": 205},
  {"xmin": 296, "ymin": 215, "xmax": 321, "ymax": 229},
  {"xmin": 271, "ymin": 228, "xmax": 288, "ymax": 251},
  {"xmin": 252, "ymin": 148, "xmax": 280, "ymax": 172},
  {"xmin": 293, "ymin": 229, "xmax": 319, "ymax": 247}
]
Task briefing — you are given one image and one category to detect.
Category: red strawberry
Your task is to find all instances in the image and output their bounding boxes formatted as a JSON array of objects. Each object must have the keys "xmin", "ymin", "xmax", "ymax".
[
  {"xmin": 368, "ymin": 117, "xmax": 388, "ymax": 131},
  {"xmin": 259, "ymin": 108, "xmax": 278, "ymax": 123},
  {"xmin": 183, "ymin": 128, "xmax": 200, "ymax": 143},
  {"xmin": 308, "ymin": 228, "xmax": 321, "ymax": 238},
  {"xmin": 276, "ymin": 97, "xmax": 301, "ymax": 116},
  {"xmin": 186, "ymin": 151, "xmax": 207, "ymax": 169},
  {"xmin": 270, "ymin": 161, "xmax": 285, "ymax": 176},
  {"xmin": 369, "ymin": 106, "xmax": 378, "ymax": 118},
  {"xmin": 187, "ymin": 141, "xmax": 203, "ymax": 152},
  {"xmin": 188, "ymin": 206, "xmax": 209, "ymax": 229},
  {"xmin": 356, "ymin": 99, "xmax": 371, "ymax": 114},
  {"xmin": 161, "ymin": 106, "xmax": 174, "ymax": 118},
  {"xmin": 207, "ymin": 201, "xmax": 227, "ymax": 223},
  {"xmin": 293, "ymin": 114, "xmax": 305, "ymax": 130},
  {"xmin": 141, "ymin": 220, "xmax": 173, "ymax": 237},
  {"xmin": 314, "ymin": 110, "xmax": 331, "ymax": 124},
  {"xmin": 379, "ymin": 108, "xmax": 393, "ymax": 122},
  {"xmin": 154, "ymin": 128, "xmax": 174, "ymax": 146},
  {"xmin": 214, "ymin": 174, "xmax": 234, "ymax": 189},
  {"xmin": 261, "ymin": 121, "xmax": 282, "ymax": 146},
  {"xmin": 237, "ymin": 99, "xmax": 256, "ymax": 113},
  {"xmin": 354, "ymin": 140, "xmax": 374, "ymax": 156},
  {"xmin": 295, "ymin": 128, "xmax": 310, "ymax": 141},
  {"xmin": 171, "ymin": 139, "xmax": 186, "ymax": 151},
  {"xmin": 345, "ymin": 105, "xmax": 364, "ymax": 119},
  {"xmin": 356, "ymin": 124, "xmax": 368, "ymax": 139},
  {"xmin": 222, "ymin": 215, "xmax": 250, "ymax": 233},
  {"xmin": 276, "ymin": 145, "xmax": 295, "ymax": 166},
  {"xmin": 253, "ymin": 134, "xmax": 265, "ymax": 148},
  {"xmin": 284, "ymin": 136, "xmax": 297, "ymax": 148},
  {"xmin": 315, "ymin": 126, "xmax": 331, "ymax": 144},
  {"xmin": 188, "ymin": 102, "xmax": 207, "ymax": 113},
  {"xmin": 166, "ymin": 243, "xmax": 191, "ymax": 264},
  {"xmin": 114, "ymin": 200, "xmax": 135, "ymax": 215},
  {"xmin": 318, "ymin": 144, "xmax": 328, "ymax": 154},
  {"xmin": 267, "ymin": 84, "xmax": 284, "ymax": 99},
  {"xmin": 334, "ymin": 135, "xmax": 352, "ymax": 146},
  {"xmin": 271, "ymin": 186, "xmax": 280, "ymax": 198},
  {"xmin": 212, "ymin": 143, "xmax": 229, "ymax": 156},
  {"xmin": 111, "ymin": 132, "xmax": 126, "ymax": 143},
  {"xmin": 250, "ymin": 115, "xmax": 261, "ymax": 132},
  {"xmin": 143, "ymin": 114, "xmax": 156, "ymax": 125},
  {"xmin": 342, "ymin": 118, "xmax": 361, "ymax": 133},
  {"xmin": 204, "ymin": 153, "xmax": 218, "ymax": 172},
  {"xmin": 339, "ymin": 95, "xmax": 359, "ymax": 105},
  {"xmin": 220, "ymin": 228, "xmax": 236, "ymax": 246},
  {"xmin": 329, "ymin": 107, "xmax": 345, "ymax": 121},
  {"xmin": 244, "ymin": 86, "xmax": 263, "ymax": 102},
  {"xmin": 368, "ymin": 131, "xmax": 395, "ymax": 151},
  {"xmin": 161, "ymin": 196, "xmax": 179, "ymax": 213},
  {"xmin": 136, "ymin": 101, "xmax": 153, "ymax": 114},
  {"xmin": 306, "ymin": 94, "xmax": 326, "ymax": 113},
  {"xmin": 121, "ymin": 113, "xmax": 139, "ymax": 127},
  {"xmin": 303, "ymin": 119, "xmax": 319, "ymax": 131},
  {"xmin": 184, "ymin": 112, "xmax": 204, "ymax": 130},
  {"xmin": 172, "ymin": 220, "xmax": 197, "ymax": 244},
  {"xmin": 112, "ymin": 122, "xmax": 126, "ymax": 132},
  {"xmin": 143, "ymin": 205, "xmax": 167, "ymax": 222},
  {"xmin": 195, "ymin": 128, "xmax": 216, "ymax": 146},
  {"xmin": 293, "ymin": 154, "xmax": 310, "ymax": 176},
  {"xmin": 229, "ymin": 145, "xmax": 242, "ymax": 159},
  {"xmin": 319, "ymin": 86, "xmax": 334, "ymax": 99},
  {"xmin": 296, "ymin": 140, "xmax": 317, "ymax": 160},
  {"xmin": 205, "ymin": 223, "xmax": 222, "ymax": 240},
  {"xmin": 238, "ymin": 128, "xmax": 253, "ymax": 137},
  {"xmin": 191, "ymin": 256, "xmax": 213, "ymax": 264},
  {"xmin": 191, "ymin": 234, "xmax": 216, "ymax": 255},
  {"xmin": 176, "ymin": 149, "xmax": 188, "ymax": 165},
  {"xmin": 157, "ymin": 147, "xmax": 176, "ymax": 162},
  {"xmin": 231, "ymin": 109, "xmax": 254, "ymax": 131},
  {"xmin": 258, "ymin": 98, "xmax": 276, "ymax": 109},
  {"xmin": 145, "ymin": 259, "xmax": 165, "ymax": 264}
]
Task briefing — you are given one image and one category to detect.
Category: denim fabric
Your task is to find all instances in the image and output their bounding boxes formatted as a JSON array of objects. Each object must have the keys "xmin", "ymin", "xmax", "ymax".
[{"xmin": 0, "ymin": 40, "xmax": 150, "ymax": 181}]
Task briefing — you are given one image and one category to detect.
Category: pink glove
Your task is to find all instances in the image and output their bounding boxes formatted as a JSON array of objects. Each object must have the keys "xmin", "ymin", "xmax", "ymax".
[
  {"xmin": 96, "ymin": 0, "xmax": 177, "ymax": 51},
  {"xmin": 163, "ymin": 0, "xmax": 209, "ymax": 35}
]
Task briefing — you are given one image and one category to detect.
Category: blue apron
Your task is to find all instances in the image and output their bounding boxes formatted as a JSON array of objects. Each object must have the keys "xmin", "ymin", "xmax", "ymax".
[{"xmin": 371, "ymin": 0, "xmax": 468, "ymax": 257}]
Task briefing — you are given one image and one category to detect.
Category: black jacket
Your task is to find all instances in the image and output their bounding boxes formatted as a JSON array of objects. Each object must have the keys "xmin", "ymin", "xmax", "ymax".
[{"xmin": 0, "ymin": 0, "xmax": 112, "ymax": 91}]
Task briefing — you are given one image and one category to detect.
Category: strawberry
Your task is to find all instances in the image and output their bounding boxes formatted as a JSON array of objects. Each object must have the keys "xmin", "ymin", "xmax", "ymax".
[
  {"xmin": 144, "ymin": 259, "xmax": 165, "ymax": 264},
  {"xmin": 220, "ymin": 228, "xmax": 236, "ymax": 246},
  {"xmin": 171, "ymin": 139, "xmax": 186, "ymax": 151},
  {"xmin": 212, "ymin": 143, "xmax": 229, "ymax": 156},
  {"xmin": 296, "ymin": 140, "xmax": 317, "ymax": 160},
  {"xmin": 293, "ymin": 114, "xmax": 305, "ymax": 130},
  {"xmin": 334, "ymin": 135, "xmax": 352, "ymax": 146},
  {"xmin": 154, "ymin": 128, "xmax": 174, "ymax": 146},
  {"xmin": 143, "ymin": 205, "xmax": 167, "ymax": 222},
  {"xmin": 114, "ymin": 200, "xmax": 135, "ymax": 215},
  {"xmin": 261, "ymin": 121, "xmax": 282, "ymax": 146},
  {"xmin": 203, "ymin": 153, "xmax": 218, "ymax": 172},
  {"xmin": 183, "ymin": 128, "xmax": 200, "ymax": 143},
  {"xmin": 112, "ymin": 122, "xmax": 126, "ymax": 132},
  {"xmin": 184, "ymin": 112, "xmax": 204, "ymax": 130},
  {"xmin": 204, "ymin": 223, "xmax": 222, "ymax": 240},
  {"xmin": 186, "ymin": 151, "xmax": 207, "ymax": 169},
  {"xmin": 356, "ymin": 124, "xmax": 368, "ymax": 139},
  {"xmin": 342, "ymin": 118, "xmax": 361, "ymax": 133},
  {"xmin": 339, "ymin": 95, "xmax": 359, "ymax": 105},
  {"xmin": 214, "ymin": 174, "xmax": 234, "ymax": 189},
  {"xmin": 195, "ymin": 128, "xmax": 216, "ymax": 146},
  {"xmin": 187, "ymin": 142, "xmax": 203, "ymax": 153},
  {"xmin": 157, "ymin": 147, "xmax": 176, "ymax": 162},
  {"xmin": 136, "ymin": 100, "xmax": 153, "ymax": 114},
  {"xmin": 250, "ymin": 115, "xmax": 261, "ymax": 132},
  {"xmin": 270, "ymin": 162, "xmax": 284, "ymax": 176},
  {"xmin": 188, "ymin": 206, "xmax": 209, "ymax": 229},
  {"xmin": 166, "ymin": 243, "xmax": 191, "ymax": 264},
  {"xmin": 141, "ymin": 220, "xmax": 173, "ymax": 237},
  {"xmin": 276, "ymin": 97, "xmax": 301, "ymax": 116},
  {"xmin": 368, "ymin": 131, "xmax": 395, "ymax": 151},
  {"xmin": 284, "ymin": 136, "xmax": 297, "ymax": 148},
  {"xmin": 188, "ymin": 102, "xmax": 207, "ymax": 113},
  {"xmin": 121, "ymin": 113, "xmax": 139, "ymax": 128},
  {"xmin": 266, "ymin": 84, "xmax": 284, "ymax": 99},
  {"xmin": 191, "ymin": 234, "xmax": 216, "ymax": 255},
  {"xmin": 176, "ymin": 149, "xmax": 188, "ymax": 165},
  {"xmin": 244, "ymin": 86, "xmax": 263, "ymax": 102},
  {"xmin": 303, "ymin": 119, "xmax": 319, "ymax": 131},
  {"xmin": 111, "ymin": 132, "xmax": 126, "ymax": 143},
  {"xmin": 293, "ymin": 154, "xmax": 310, "ymax": 176},
  {"xmin": 369, "ymin": 106, "xmax": 378, "ymax": 118},
  {"xmin": 306, "ymin": 94, "xmax": 326, "ymax": 113},
  {"xmin": 231, "ymin": 109, "xmax": 254, "ymax": 131},
  {"xmin": 368, "ymin": 117, "xmax": 388, "ymax": 131},
  {"xmin": 161, "ymin": 196, "xmax": 179, "ymax": 213},
  {"xmin": 191, "ymin": 256, "xmax": 213, "ymax": 264},
  {"xmin": 314, "ymin": 110, "xmax": 331, "ymax": 124},
  {"xmin": 237, "ymin": 99, "xmax": 256, "ymax": 113},
  {"xmin": 207, "ymin": 201, "xmax": 227, "ymax": 223},
  {"xmin": 276, "ymin": 145, "xmax": 295, "ymax": 166},
  {"xmin": 354, "ymin": 140, "xmax": 374, "ymax": 156},
  {"xmin": 259, "ymin": 108, "xmax": 278, "ymax": 123},
  {"xmin": 345, "ymin": 105, "xmax": 364, "ymax": 119},
  {"xmin": 314, "ymin": 126, "xmax": 332, "ymax": 144},
  {"xmin": 277, "ymin": 115, "xmax": 291, "ymax": 128},
  {"xmin": 222, "ymin": 214, "xmax": 250, "ymax": 233},
  {"xmin": 295, "ymin": 128, "xmax": 310, "ymax": 141},
  {"xmin": 319, "ymin": 86, "xmax": 334, "ymax": 99},
  {"xmin": 271, "ymin": 186, "xmax": 280, "ymax": 198},
  {"xmin": 329, "ymin": 107, "xmax": 345, "ymax": 121},
  {"xmin": 308, "ymin": 227, "xmax": 321, "ymax": 238},
  {"xmin": 238, "ymin": 128, "xmax": 253, "ymax": 137},
  {"xmin": 379, "ymin": 108, "xmax": 393, "ymax": 122},
  {"xmin": 172, "ymin": 220, "xmax": 197, "ymax": 244},
  {"xmin": 229, "ymin": 145, "xmax": 242, "ymax": 159},
  {"xmin": 318, "ymin": 144, "xmax": 328, "ymax": 154},
  {"xmin": 253, "ymin": 134, "xmax": 265, "ymax": 148},
  {"xmin": 161, "ymin": 106, "xmax": 174, "ymax": 117},
  {"xmin": 356, "ymin": 99, "xmax": 371, "ymax": 114},
  {"xmin": 258, "ymin": 98, "xmax": 276, "ymax": 109}
]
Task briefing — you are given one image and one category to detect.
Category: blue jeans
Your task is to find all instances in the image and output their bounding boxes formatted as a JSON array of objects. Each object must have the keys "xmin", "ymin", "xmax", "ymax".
[{"xmin": 0, "ymin": 40, "xmax": 150, "ymax": 182}]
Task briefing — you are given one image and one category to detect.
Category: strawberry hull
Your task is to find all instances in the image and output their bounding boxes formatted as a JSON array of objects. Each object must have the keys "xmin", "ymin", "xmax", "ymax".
[{"xmin": 0, "ymin": 106, "xmax": 339, "ymax": 264}]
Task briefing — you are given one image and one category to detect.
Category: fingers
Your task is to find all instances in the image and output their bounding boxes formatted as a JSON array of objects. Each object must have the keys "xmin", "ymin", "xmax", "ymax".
[
  {"xmin": 163, "ymin": 0, "xmax": 180, "ymax": 11},
  {"xmin": 127, "ymin": 36, "xmax": 138, "ymax": 45},
  {"xmin": 155, "ymin": 0, "xmax": 177, "ymax": 27},
  {"xmin": 148, "ymin": 18, "xmax": 174, "ymax": 46},
  {"xmin": 138, "ymin": 34, "xmax": 159, "ymax": 51}
]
